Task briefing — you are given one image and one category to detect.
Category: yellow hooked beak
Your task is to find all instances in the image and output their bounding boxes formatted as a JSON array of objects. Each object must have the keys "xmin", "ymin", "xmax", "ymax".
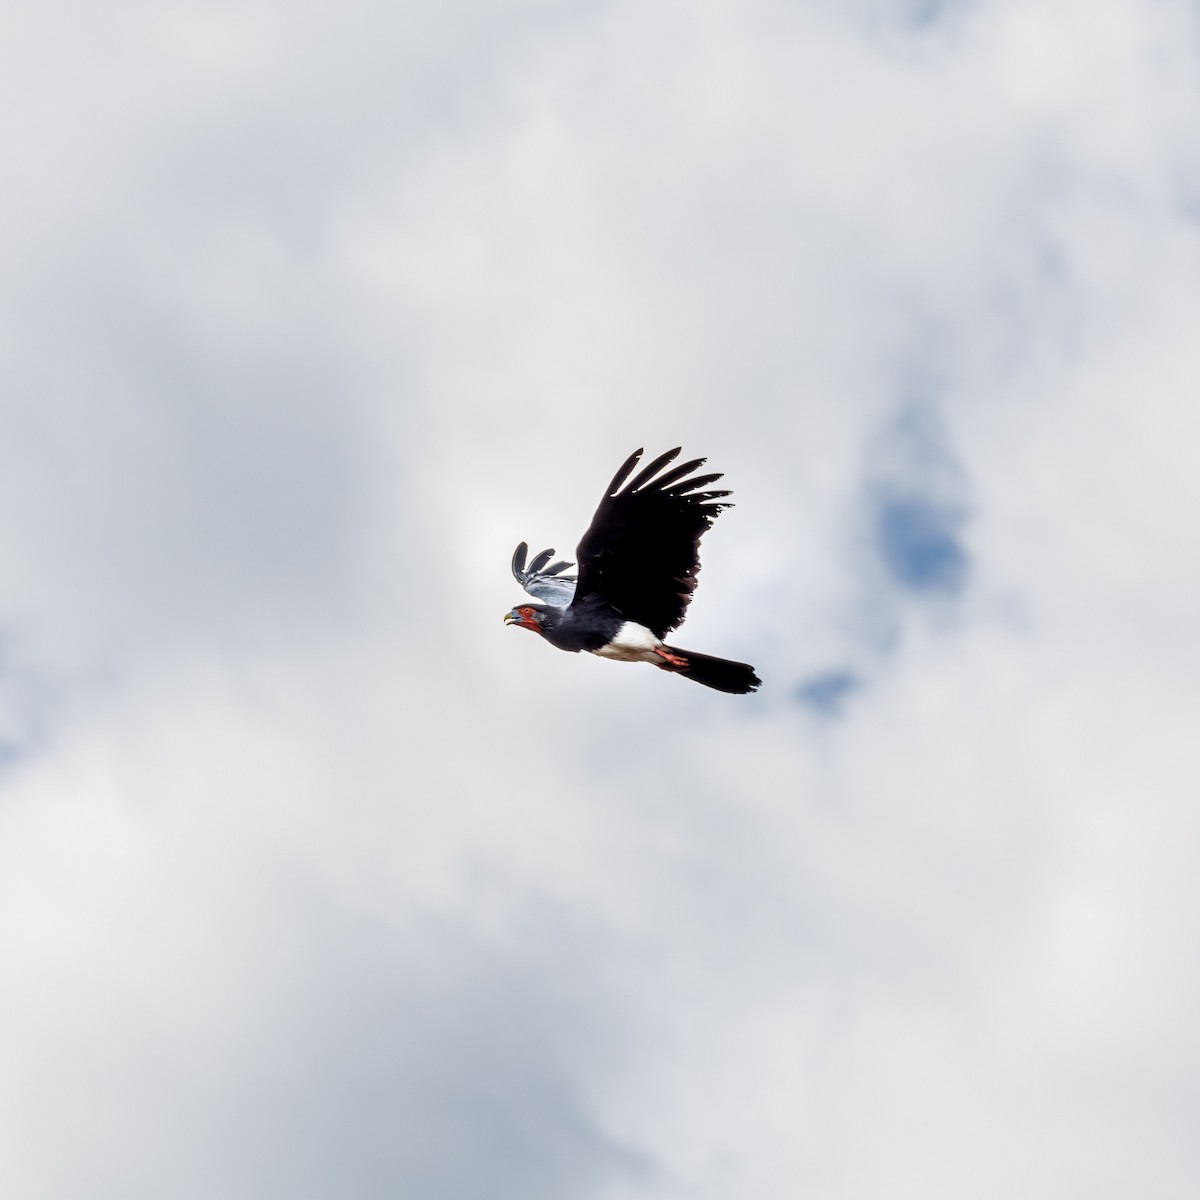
[{"xmin": 503, "ymin": 610, "xmax": 517, "ymax": 624}]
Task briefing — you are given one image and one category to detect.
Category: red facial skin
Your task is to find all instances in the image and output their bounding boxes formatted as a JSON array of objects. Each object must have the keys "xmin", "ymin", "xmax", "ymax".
[{"xmin": 512, "ymin": 606, "xmax": 540, "ymax": 632}]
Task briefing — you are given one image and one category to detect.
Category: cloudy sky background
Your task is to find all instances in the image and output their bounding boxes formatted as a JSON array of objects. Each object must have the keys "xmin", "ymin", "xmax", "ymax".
[{"xmin": 2, "ymin": 0, "xmax": 1199, "ymax": 1195}]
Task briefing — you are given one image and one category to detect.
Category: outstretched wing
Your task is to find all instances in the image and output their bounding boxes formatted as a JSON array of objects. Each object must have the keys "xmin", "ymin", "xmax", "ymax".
[
  {"xmin": 572, "ymin": 448, "xmax": 732, "ymax": 637},
  {"xmin": 512, "ymin": 542, "xmax": 577, "ymax": 608}
]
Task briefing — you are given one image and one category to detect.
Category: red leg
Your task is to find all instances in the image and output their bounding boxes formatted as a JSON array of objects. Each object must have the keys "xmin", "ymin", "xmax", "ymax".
[{"xmin": 653, "ymin": 647, "xmax": 688, "ymax": 668}]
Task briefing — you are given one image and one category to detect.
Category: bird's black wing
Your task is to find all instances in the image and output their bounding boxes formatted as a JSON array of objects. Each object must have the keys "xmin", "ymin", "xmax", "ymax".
[{"xmin": 572, "ymin": 448, "xmax": 732, "ymax": 637}]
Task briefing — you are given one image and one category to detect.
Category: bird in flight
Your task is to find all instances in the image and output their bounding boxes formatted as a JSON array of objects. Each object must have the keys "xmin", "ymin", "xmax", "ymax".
[{"xmin": 505, "ymin": 447, "xmax": 761, "ymax": 694}]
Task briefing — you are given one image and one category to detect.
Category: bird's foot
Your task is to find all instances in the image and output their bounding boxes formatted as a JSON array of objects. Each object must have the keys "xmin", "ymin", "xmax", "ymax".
[{"xmin": 653, "ymin": 648, "xmax": 688, "ymax": 668}]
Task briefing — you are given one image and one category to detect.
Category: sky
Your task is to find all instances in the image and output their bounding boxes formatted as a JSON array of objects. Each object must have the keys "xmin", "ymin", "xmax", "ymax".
[{"xmin": 2, "ymin": 0, "xmax": 1199, "ymax": 1196}]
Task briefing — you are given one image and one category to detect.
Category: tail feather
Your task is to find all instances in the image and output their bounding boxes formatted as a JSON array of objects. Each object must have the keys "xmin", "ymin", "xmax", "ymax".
[{"xmin": 658, "ymin": 644, "xmax": 761, "ymax": 694}]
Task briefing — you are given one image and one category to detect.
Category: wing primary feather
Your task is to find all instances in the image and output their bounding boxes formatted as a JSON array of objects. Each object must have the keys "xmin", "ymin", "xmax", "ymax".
[
  {"xmin": 628, "ymin": 448, "xmax": 682, "ymax": 492},
  {"xmin": 526, "ymin": 548, "xmax": 555, "ymax": 574},
  {"xmin": 650, "ymin": 457, "xmax": 706, "ymax": 491},
  {"xmin": 604, "ymin": 448, "xmax": 645, "ymax": 496},
  {"xmin": 512, "ymin": 542, "xmax": 529, "ymax": 575},
  {"xmin": 666, "ymin": 472, "xmax": 724, "ymax": 494}
]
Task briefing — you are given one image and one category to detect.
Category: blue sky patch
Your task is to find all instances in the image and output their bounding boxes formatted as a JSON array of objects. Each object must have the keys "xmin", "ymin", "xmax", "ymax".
[
  {"xmin": 875, "ymin": 495, "xmax": 968, "ymax": 594},
  {"xmin": 862, "ymin": 398, "xmax": 971, "ymax": 600}
]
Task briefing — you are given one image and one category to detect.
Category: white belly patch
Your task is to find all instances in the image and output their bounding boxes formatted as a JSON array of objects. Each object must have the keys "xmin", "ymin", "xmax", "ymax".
[{"xmin": 591, "ymin": 621, "xmax": 664, "ymax": 664}]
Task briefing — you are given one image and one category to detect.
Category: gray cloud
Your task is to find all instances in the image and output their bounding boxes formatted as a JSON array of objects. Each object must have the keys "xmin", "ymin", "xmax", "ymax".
[{"xmin": 114, "ymin": 904, "xmax": 649, "ymax": 1200}]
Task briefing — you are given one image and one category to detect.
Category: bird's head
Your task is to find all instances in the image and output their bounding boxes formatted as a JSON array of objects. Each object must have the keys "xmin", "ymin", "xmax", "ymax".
[{"xmin": 504, "ymin": 603, "xmax": 554, "ymax": 634}]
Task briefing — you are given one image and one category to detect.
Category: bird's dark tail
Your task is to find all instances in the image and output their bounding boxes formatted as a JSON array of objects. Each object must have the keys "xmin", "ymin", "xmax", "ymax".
[{"xmin": 657, "ymin": 645, "xmax": 761, "ymax": 694}]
